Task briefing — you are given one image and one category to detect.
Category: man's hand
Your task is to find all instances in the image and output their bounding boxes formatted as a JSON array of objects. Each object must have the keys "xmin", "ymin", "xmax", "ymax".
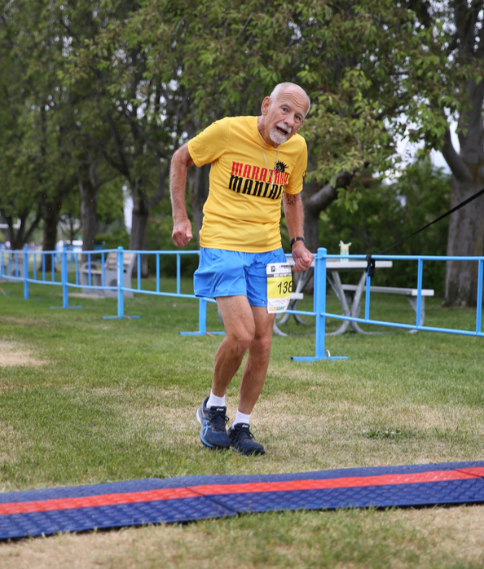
[
  {"xmin": 292, "ymin": 241, "xmax": 313, "ymax": 272},
  {"xmin": 172, "ymin": 217, "xmax": 193, "ymax": 247}
]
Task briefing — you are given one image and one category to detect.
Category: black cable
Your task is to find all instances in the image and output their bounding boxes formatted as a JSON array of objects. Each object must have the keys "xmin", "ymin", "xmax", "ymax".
[{"xmin": 367, "ymin": 187, "xmax": 484, "ymax": 276}]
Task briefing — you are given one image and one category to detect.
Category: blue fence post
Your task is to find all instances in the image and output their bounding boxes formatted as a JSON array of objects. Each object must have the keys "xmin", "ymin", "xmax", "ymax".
[
  {"xmin": 117, "ymin": 246, "xmax": 124, "ymax": 319},
  {"xmin": 62, "ymin": 249, "xmax": 69, "ymax": 309},
  {"xmin": 477, "ymin": 258, "xmax": 483, "ymax": 334},
  {"xmin": 365, "ymin": 271, "xmax": 371, "ymax": 321},
  {"xmin": 156, "ymin": 253, "xmax": 160, "ymax": 293},
  {"xmin": 314, "ymin": 247, "xmax": 327, "ymax": 359},
  {"xmin": 23, "ymin": 250, "xmax": 29, "ymax": 300},
  {"xmin": 292, "ymin": 247, "xmax": 347, "ymax": 362},
  {"xmin": 176, "ymin": 253, "xmax": 181, "ymax": 296},
  {"xmin": 416, "ymin": 258, "xmax": 423, "ymax": 327},
  {"xmin": 101, "ymin": 251, "xmax": 105, "ymax": 288},
  {"xmin": 101, "ymin": 247, "xmax": 138, "ymax": 320},
  {"xmin": 137, "ymin": 253, "xmax": 141, "ymax": 291}
]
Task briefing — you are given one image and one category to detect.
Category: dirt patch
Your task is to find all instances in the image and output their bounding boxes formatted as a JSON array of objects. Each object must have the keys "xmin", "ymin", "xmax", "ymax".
[
  {"xmin": 121, "ymin": 388, "xmax": 198, "ymax": 448},
  {"xmin": 0, "ymin": 340, "xmax": 46, "ymax": 367}
]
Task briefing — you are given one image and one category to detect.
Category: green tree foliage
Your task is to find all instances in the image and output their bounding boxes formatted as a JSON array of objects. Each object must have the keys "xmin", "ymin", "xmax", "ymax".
[
  {"xmin": 319, "ymin": 159, "xmax": 451, "ymax": 295},
  {"xmin": 0, "ymin": 0, "xmax": 126, "ymax": 261},
  {"xmin": 0, "ymin": 0, "xmax": 93, "ymax": 261},
  {"xmin": 129, "ymin": 1, "xmax": 472, "ymax": 179},
  {"xmin": 95, "ymin": 228, "xmax": 130, "ymax": 250},
  {"xmin": 1, "ymin": 0, "xmax": 481, "ymax": 296},
  {"xmin": 96, "ymin": 181, "xmax": 126, "ymax": 228},
  {"xmin": 130, "ymin": 0, "xmax": 407, "ymax": 180},
  {"xmin": 66, "ymin": 0, "xmax": 185, "ymax": 275},
  {"xmin": 10, "ymin": 1, "xmax": 81, "ymax": 259},
  {"xmin": 125, "ymin": 1, "xmax": 476, "ymax": 267},
  {"xmin": 0, "ymin": 1, "xmax": 46, "ymax": 248}
]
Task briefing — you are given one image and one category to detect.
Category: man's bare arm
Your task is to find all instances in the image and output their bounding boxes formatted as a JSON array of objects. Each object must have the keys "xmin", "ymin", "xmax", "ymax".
[
  {"xmin": 283, "ymin": 192, "xmax": 313, "ymax": 272},
  {"xmin": 170, "ymin": 143, "xmax": 195, "ymax": 247}
]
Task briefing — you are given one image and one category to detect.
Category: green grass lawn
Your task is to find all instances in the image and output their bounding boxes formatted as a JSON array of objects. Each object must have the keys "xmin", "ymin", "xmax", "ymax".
[{"xmin": 0, "ymin": 279, "xmax": 483, "ymax": 568}]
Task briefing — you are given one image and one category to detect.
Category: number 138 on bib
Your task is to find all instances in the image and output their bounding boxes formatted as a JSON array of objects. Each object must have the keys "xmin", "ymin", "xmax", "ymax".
[{"xmin": 266, "ymin": 263, "xmax": 293, "ymax": 314}]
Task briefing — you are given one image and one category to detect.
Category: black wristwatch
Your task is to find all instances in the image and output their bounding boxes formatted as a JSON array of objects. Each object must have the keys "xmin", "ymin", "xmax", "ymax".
[{"xmin": 290, "ymin": 237, "xmax": 306, "ymax": 248}]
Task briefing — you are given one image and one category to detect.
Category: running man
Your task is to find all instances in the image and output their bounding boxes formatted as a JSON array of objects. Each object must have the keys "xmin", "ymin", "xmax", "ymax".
[{"xmin": 170, "ymin": 83, "xmax": 313, "ymax": 455}]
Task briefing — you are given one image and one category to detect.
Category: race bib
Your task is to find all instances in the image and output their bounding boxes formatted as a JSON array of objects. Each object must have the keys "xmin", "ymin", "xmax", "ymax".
[{"xmin": 266, "ymin": 263, "xmax": 293, "ymax": 314}]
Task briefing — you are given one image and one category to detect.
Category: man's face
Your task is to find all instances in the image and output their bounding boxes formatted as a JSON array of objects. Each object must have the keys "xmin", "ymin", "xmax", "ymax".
[{"xmin": 261, "ymin": 88, "xmax": 308, "ymax": 145}]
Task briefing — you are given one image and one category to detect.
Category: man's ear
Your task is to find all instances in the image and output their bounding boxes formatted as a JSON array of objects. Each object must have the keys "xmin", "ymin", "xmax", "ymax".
[{"xmin": 260, "ymin": 96, "xmax": 271, "ymax": 116}]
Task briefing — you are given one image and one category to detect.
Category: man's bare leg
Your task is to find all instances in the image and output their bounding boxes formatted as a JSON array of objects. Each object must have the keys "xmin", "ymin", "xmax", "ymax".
[
  {"xmin": 197, "ymin": 296, "xmax": 255, "ymax": 450},
  {"xmin": 227, "ymin": 305, "xmax": 274, "ymax": 455},
  {"xmin": 212, "ymin": 295, "xmax": 255, "ymax": 397},
  {"xmin": 205, "ymin": 298, "xmax": 274, "ymax": 455},
  {"xmin": 238, "ymin": 306, "xmax": 275, "ymax": 414}
]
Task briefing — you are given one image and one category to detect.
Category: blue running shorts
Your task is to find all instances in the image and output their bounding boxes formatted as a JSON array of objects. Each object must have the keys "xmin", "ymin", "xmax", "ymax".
[{"xmin": 194, "ymin": 247, "xmax": 287, "ymax": 307}]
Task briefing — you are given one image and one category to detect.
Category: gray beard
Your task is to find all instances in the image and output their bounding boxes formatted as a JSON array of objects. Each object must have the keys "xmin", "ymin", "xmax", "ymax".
[{"xmin": 269, "ymin": 127, "xmax": 289, "ymax": 145}]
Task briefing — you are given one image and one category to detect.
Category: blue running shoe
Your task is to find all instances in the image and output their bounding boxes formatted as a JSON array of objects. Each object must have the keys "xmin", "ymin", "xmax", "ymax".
[
  {"xmin": 197, "ymin": 397, "xmax": 230, "ymax": 449},
  {"xmin": 228, "ymin": 423, "xmax": 265, "ymax": 456}
]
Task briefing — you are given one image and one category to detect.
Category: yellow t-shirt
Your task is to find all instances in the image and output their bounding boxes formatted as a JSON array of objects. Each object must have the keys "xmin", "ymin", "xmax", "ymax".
[{"xmin": 187, "ymin": 116, "xmax": 307, "ymax": 252}]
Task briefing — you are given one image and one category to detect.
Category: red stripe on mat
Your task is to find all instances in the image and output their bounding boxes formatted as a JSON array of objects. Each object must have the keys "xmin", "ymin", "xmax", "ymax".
[
  {"xmin": 0, "ymin": 487, "xmax": 198, "ymax": 515},
  {"xmin": 1, "ymin": 467, "xmax": 483, "ymax": 516},
  {"xmin": 192, "ymin": 467, "xmax": 484, "ymax": 496}
]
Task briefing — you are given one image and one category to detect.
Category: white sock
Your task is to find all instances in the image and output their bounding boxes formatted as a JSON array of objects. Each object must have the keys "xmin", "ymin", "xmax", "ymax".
[
  {"xmin": 207, "ymin": 390, "xmax": 226, "ymax": 408},
  {"xmin": 233, "ymin": 409, "xmax": 251, "ymax": 426}
]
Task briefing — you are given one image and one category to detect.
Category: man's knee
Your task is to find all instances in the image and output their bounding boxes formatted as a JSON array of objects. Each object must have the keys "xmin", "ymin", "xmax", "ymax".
[
  {"xmin": 226, "ymin": 322, "xmax": 255, "ymax": 353},
  {"xmin": 250, "ymin": 331, "xmax": 273, "ymax": 356},
  {"xmin": 229, "ymin": 330, "xmax": 255, "ymax": 352}
]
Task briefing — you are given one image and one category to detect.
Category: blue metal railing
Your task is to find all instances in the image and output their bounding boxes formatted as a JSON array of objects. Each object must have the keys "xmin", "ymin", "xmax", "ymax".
[
  {"xmin": 1, "ymin": 247, "xmax": 483, "ymax": 361},
  {"xmin": 320, "ymin": 251, "xmax": 484, "ymax": 339},
  {"xmin": 291, "ymin": 249, "xmax": 483, "ymax": 361}
]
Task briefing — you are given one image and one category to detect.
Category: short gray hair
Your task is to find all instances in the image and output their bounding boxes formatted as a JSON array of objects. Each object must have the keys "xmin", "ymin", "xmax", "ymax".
[{"xmin": 269, "ymin": 82, "xmax": 311, "ymax": 117}]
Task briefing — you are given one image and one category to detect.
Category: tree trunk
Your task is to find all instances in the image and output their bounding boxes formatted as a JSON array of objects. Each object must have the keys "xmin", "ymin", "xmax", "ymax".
[
  {"xmin": 303, "ymin": 177, "xmax": 351, "ymax": 253},
  {"xmin": 129, "ymin": 192, "xmax": 149, "ymax": 277},
  {"xmin": 6, "ymin": 214, "xmax": 25, "ymax": 250},
  {"xmin": 42, "ymin": 197, "xmax": 62, "ymax": 272},
  {"xmin": 444, "ymin": 178, "xmax": 484, "ymax": 306},
  {"xmin": 303, "ymin": 207, "xmax": 320, "ymax": 255},
  {"xmin": 442, "ymin": 78, "xmax": 484, "ymax": 307},
  {"xmin": 5, "ymin": 210, "xmax": 42, "ymax": 250},
  {"xmin": 80, "ymin": 177, "xmax": 99, "ymax": 262},
  {"xmin": 124, "ymin": 165, "xmax": 168, "ymax": 277},
  {"xmin": 7, "ymin": 215, "xmax": 25, "ymax": 250},
  {"xmin": 303, "ymin": 180, "xmax": 338, "ymax": 254}
]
